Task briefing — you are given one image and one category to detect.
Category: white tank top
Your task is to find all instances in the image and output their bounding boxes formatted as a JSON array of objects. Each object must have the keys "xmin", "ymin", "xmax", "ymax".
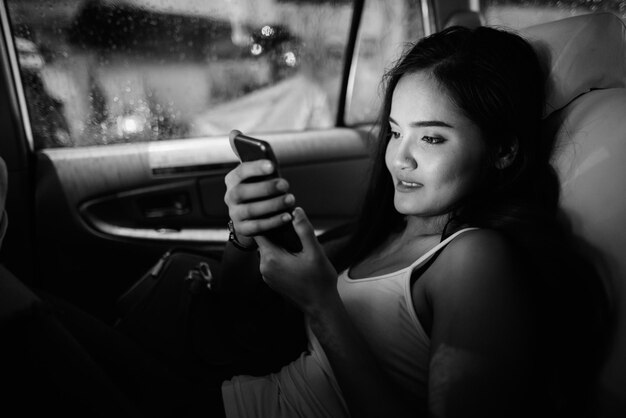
[{"xmin": 221, "ymin": 228, "xmax": 478, "ymax": 418}]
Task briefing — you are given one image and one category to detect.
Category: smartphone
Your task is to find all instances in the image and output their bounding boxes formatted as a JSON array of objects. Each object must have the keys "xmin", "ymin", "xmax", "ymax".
[
  {"xmin": 229, "ymin": 130, "xmax": 282, "ymax": 184},
  {"xmin": 229, "ymin": 130, "xmax": 302, "ymax": 253}
]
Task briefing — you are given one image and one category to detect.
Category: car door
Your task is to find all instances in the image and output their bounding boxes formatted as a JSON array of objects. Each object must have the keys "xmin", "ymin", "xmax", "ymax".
[{"xmin": 0, "ymin": 0, "xmax": 430, "ymax": 320}]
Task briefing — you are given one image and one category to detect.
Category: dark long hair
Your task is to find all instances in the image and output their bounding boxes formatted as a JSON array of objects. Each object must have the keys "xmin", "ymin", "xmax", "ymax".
[
  {"xmin": 335, "ymin": 26, "xmax": 611, "ymax": 416},
  {"xmin": 337, "ymin": 26, "xmax": 552, "ymax": 268}
]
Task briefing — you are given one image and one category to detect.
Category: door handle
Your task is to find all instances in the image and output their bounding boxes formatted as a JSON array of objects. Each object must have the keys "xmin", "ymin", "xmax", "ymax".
[{"xmin": 139, "ymin": 192, "xmax": 191, "ymax": 219}]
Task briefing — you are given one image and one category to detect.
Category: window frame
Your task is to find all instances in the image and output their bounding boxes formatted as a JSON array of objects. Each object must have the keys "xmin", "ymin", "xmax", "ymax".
[{"xmin": 0, "ymin": 0, "xmax": 34, "ymax": 153}]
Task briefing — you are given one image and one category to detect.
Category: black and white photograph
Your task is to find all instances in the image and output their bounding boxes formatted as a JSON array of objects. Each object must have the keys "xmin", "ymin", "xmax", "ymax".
[{"xmin": 0, "ymin": 1, "xmax": 624, "ymax": 417}]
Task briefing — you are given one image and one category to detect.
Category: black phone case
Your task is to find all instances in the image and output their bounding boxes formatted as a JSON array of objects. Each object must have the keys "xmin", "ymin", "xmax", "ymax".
[{"xmin": 230, "ymin": 131, "xmax": 303, "ymax": 253}]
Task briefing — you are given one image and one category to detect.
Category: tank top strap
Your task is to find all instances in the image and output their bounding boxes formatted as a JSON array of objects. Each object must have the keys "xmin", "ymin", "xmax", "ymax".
[{"xmin": 407, "ymin": 227, "xmax": 480, "ymax": 270}]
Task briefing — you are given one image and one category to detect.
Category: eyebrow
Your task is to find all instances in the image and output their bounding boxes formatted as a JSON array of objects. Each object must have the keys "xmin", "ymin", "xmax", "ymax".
[{"xmin": 389, "ymin": 116, "xmax": 454, "ymax": 128}]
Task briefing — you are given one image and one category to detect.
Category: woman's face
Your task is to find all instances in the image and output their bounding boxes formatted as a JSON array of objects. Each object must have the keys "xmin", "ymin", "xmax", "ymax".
[{"xmin": 385, "ymin": 71, "xmax": 488, "ymax": 219}]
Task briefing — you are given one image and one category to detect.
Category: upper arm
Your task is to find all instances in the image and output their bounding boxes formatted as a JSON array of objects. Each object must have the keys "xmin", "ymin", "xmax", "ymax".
[{"xmin": 426, "ymin": 230, "xmax": 536, "ymax": 417}]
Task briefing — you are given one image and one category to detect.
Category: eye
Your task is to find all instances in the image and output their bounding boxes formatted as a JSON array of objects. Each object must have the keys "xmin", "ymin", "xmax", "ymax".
[
  {"xmin": 388, "ymin": 129, "xmax": 401, "ymax": 140},
  {"xmin": 422, "ymin": 136, "xmax": 444, "ymax": 144}
]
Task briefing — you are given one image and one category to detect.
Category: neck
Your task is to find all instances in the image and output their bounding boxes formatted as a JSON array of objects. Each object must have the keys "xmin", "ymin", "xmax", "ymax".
[
  {"xmin": 362, "ymin": 214, "xmax": 445, "ymax": 270},
  {"xmin": 402, "ymin": 214, "xmax": 449, "ymax": 240}
]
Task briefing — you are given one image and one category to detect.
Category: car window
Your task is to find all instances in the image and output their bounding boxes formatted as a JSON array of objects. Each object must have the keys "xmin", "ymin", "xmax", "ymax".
[
  {"xmin": 345, "ymin": 0, "xmax": 425, "ymax": 126},
  {"xmin": 346, "ymin": 0, "xmax": 626, "ymax": 126},
  {"xmin": 480, "ymin": 0, "xmax": 626, "ymax": 28},
  {"xmin": 5, "ymin": 0, "xmax": 354, "ymax": 149}
]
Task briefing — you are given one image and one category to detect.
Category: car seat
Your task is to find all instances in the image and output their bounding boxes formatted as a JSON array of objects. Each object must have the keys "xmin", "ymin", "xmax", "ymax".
[
  {"xmin": 520, "ymin": 12, "xmax": 626, "ymax": 417},
  {"xmin": 0, "ymin": 263, "xmax": 140, "ymax": 417}
]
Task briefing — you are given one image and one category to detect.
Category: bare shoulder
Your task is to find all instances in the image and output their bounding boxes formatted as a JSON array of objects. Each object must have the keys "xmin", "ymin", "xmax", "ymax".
[
  {"xmin": 425, "ymin": 229, "xmax": 528, "ymax": 310},
  {"xmin": 423, "ymin": 229, "xmax": 536, "ymax": 416},
  {"xmin": 442, "ymin": 228, "xmax": 518, "ymax": 266}
]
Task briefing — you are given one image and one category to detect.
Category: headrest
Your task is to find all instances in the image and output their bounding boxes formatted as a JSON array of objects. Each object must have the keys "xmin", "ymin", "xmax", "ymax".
[{"xmin": 519, "ymin": 13, "xmax": 626, "ymax": 117}]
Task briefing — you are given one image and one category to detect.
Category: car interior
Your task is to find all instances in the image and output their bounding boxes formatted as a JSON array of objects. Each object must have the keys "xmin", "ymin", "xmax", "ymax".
[
  {"xmin": 0, "ymin": 0, "xmax": 624, "ymax": 416},
  {"xmin": 520, "ymin": 13, "xmax": 626, "ymax": 415}
]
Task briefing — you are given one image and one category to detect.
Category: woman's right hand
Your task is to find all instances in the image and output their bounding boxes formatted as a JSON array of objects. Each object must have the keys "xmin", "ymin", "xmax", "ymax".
[{"xmin": 224, "ymin": 160, "xmax": 296, "ymax": 245}]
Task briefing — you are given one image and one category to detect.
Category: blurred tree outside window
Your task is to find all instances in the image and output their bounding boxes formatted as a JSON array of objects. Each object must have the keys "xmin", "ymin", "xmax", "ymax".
[{"xmin": 6, "ymin": 0, "xmax": 354, "ymax": 149}]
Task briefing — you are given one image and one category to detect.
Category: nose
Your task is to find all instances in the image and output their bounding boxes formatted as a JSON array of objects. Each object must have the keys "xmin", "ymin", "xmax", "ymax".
[{"xmin": 392, "ymin": 139, "xmax": 417, "ymax": 171}]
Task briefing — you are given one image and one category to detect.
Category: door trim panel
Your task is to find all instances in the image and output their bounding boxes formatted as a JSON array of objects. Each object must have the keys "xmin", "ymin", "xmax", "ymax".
[{"xmin": 40, "ymin": 127, "xmax": 373, "ymax": 245}]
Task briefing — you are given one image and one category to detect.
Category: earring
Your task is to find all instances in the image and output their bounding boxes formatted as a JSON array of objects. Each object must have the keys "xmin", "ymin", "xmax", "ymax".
[
  {"xmin": 495, "ymin": 158, "xmax": 510, "ymax": 169},
  {"xmin": 495, "ymin": 140, "xmax": 518, "ymax": 169}
]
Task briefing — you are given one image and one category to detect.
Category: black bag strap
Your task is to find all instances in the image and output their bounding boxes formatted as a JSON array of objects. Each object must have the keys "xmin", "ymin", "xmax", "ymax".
[{"xmin": 116, "ymin": 247, "xmax": 222, "ymax": 319}]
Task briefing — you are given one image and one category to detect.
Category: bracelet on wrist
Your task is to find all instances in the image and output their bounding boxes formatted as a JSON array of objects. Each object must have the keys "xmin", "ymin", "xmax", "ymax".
[{"xmin": 228, "ymin": 219, "xmax": 258, "ymax": 252}]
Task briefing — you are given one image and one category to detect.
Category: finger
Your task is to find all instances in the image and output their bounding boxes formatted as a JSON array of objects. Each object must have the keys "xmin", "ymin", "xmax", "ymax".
[
  {"xmin": 290, "ymin": 207, "xmax": 320, "ymax": 251},
  {"xmin": 255, "ymin": 235, "xmax": 269, "ymax": 247},
  {"xmin": 234, "ymin": 193, "xmax": 295, "ymax": 221},
  {"xmin": 255, "ymin": 236, "xmax": 283, "ymax": 283},
  {"xmin": 224, "ymin": 177, "xmax": 289, "ymax": 214},
  {"xmin": 236, "ymin": 211, "xmax": 293, "ymax": 237},
  {"xmin": 224, "ymin": 160, "xmax": 274, "ymax": 187},
  {"xmin": 235, "ymin": 178, "xmax": 289, "ymax": 203}
]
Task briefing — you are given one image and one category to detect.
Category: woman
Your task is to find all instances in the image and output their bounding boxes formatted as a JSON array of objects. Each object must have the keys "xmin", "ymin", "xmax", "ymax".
[
  {"xmin": 11, "ymin": 24, "xmax": 604, "ymax": 418},
  {"xmin": 222, "ymin": 26, "xmax": 609, "ymax": 417}
]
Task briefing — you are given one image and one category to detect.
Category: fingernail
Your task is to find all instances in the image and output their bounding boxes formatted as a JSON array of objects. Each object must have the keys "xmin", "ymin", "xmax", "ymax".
[
  {"xmin": 276, "ymin": 179, "xmax": 289, "ymax": 192},
  {"xmin": 281, "ymin": 213, "xmax": 292, "ymax": 222},
  {"xmin": 284, "ymin": 194, "xmax": 295, "ymax": 205},
  {"xmin": 263, "ymin": 161, "xmax": 274, "ymax": 173}
]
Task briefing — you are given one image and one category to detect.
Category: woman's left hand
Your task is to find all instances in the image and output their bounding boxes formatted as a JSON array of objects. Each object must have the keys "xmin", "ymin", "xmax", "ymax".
[{"xmin": 256, "ymin": 207, "xmax": 339, "ymax": 315}]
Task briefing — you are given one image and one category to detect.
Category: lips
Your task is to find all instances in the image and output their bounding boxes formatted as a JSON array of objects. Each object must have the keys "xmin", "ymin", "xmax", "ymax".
[{"xmin": 395, "ymin": 179, "xmax": 423, "ymax": 192}]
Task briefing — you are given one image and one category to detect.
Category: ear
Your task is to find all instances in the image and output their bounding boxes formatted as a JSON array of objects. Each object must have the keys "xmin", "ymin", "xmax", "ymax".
[{"xmin": 494, "ymin": 138, "xmax": 519, "ymax": 169}]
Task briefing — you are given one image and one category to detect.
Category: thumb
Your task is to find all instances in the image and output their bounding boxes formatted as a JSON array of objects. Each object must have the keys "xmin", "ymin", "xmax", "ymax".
[
  {"xmin": 255, "ymin": 235, "xmax": 280, "ymax": 255},
  {"xmin": 291, "ymin": 207, "xmax": 320, "ymax": 252}
]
